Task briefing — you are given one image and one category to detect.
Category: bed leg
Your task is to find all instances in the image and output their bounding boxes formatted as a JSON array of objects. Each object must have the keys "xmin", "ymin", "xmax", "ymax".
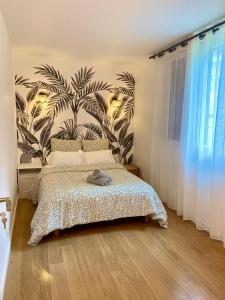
[
  {"xmin": 53, "ymin": 230, "xmax": 59, "ymax": 237},
  {"xmin": 144, "ymin": 215, "xmax": 149, "ymax": 223}
]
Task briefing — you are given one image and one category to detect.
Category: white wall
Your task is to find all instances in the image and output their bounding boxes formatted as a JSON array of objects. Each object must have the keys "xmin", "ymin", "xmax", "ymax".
[
  {"xmin": 14, "ymin": 47, "xmax": 137, "ymax": 80},
  {"xmin": 0, "ymin": 9, "xmax": 17, "ymax": 300},
  {"xmin": 133, "ymin": 59, "xmax": 156, "ymax": 182}
]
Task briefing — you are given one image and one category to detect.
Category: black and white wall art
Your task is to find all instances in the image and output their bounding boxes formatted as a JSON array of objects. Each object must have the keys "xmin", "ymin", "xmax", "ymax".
[{"xmin": 16, "ymin": 65, "xmax": 135, "ymax": 165}]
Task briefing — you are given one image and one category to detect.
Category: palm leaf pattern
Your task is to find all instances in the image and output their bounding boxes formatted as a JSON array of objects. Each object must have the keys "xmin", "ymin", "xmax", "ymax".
[
  {"xmin": 78, "ymin": 81, "xmax": 111, "ymax": 99},
  {"xmin": 71, "ymin": 68, "xmax": 111, "ymax": 116},
  {"xmin": 71, "ymin": 67, "xmax": 95, "ymax": 94},
  {"xmin": 117, "ymin": 72, "xmax": 135, "ymax": 93},
  {"xmin": 33, "ymin": 117, "xmax": 51, "ymax": 132},
  {"xmin": 15, "ymin": 75, "xmax": 32, "ymax": 88},
  {"xmin": 26, "ymin": 86, "xmax": 39, "ymax": 102},
  {"xmin": 59, "ymin": 119, "xmax": 82, "ymax": 140},
  {"xmin": 35, "ymin": 81, "xmax": 63, "ymax": 94},
  {"xmin": 16, "ymin": 92, "xmax": 26, "ymax": 112},
  {"xmin": 16, "ymin": 92, "xmax": 29, "ymax": 127},
  {"xmin": 124, "ymin": 97, "xmax": 134, "ymax": 121},
  {"xmin": 16, "ymin": 66, "xmax": 135, "ymax": 165},
  {"xmin": 82, "ymin": 123, "xmax": 103, "ymax": 138},
  {"xmin": 81, "ymin": 129, "xmax": 98, "ymax": 140},
  {"xmin": 34, "ymin": 65, "xmax": 73, "ymax": 94},
  {"xmin": 83, "ymin": 102, "xmax": 104, "ymax": 124},
  {"xmin": 47, "ymin": 93, "xmax": 73, "ymax": 118}
]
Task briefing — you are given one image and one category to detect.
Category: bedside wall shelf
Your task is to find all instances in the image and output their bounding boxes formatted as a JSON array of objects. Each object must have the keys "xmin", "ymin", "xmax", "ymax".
[
  {"xmin": 17, "ymin": 163, "xmax": 43, "ymax": 199},
  {"xmin": 123, "ymin": 164, "xmax": 140, "ymax": 177}
]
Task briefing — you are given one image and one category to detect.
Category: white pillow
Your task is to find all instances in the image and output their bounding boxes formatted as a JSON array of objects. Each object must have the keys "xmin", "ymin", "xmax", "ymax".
[
  {"xmin": 84, "ymin": 150, "xmax": 115, "ymax": 165},
  {"xmin": 48, "ymin": 151, "xmax": 84, "ymax": 167}
]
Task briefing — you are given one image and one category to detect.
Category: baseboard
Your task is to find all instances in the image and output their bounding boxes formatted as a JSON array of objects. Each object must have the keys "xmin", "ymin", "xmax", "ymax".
[
  {"xmin": 0, "ymin": 242, "xmax": 11, "ymax": 300},
  {"xmin": 0, "ymin": 195, "xmax": 18, "ymax": 300}
]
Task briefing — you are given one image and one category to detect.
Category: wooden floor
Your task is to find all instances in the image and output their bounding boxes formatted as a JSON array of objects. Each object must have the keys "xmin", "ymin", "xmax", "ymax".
[{"xmin": 4, "ymin": 199, "xmax": 225, "ymax": 300}]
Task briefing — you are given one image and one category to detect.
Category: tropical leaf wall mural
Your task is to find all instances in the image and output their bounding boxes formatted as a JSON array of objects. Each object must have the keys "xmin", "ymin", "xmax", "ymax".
[{"xmin": 15, "ymin": 66, "xmax": 135, "ymax": 165}]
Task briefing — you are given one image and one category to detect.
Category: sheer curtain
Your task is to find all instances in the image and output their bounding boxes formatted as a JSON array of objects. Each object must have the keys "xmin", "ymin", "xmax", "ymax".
[
  {"xmin": 149, "ymin": 25, "xmax": 225, "ymax": 246},
  {"xmin": 181, "ymin": 26, "xmax": 225, "ymax": 242},
  {"xmin": 149, "ymin": 48, "xmax": 187, "ymax": 211}
]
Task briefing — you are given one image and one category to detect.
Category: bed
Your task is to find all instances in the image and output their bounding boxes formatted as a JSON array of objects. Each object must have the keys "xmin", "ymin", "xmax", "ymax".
[{"xmin": 29, "ymin": 163, "xmax": 168, "ymax": 246}]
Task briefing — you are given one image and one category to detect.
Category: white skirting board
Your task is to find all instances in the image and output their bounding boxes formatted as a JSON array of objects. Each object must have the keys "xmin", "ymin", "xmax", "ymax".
[
  {"xmin": 0, "ymin": 195, "xmax": 18, "ymax": 300},
  {"xmin": 0, "ymin": 242, "xmax": 11, "ymax": 300}
]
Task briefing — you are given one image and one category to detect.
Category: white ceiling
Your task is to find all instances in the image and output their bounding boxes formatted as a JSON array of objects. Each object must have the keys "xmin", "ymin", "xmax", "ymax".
[{"xmin": 0, "ymin": 0, "xmax": 225, "ymax": 58}]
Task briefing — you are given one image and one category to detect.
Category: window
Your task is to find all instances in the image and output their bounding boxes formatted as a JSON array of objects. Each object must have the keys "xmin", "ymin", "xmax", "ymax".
[
  {"xmin": 200, "ymin": 48, "xmax": 222, "ymax": 151},
  {"xmin": 168, "ymin": 57, "xmax": 186, "ymax": 141}
]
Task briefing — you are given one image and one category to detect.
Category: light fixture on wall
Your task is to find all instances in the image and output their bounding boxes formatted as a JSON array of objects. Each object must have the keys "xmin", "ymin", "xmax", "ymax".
[
  {"xmin": 36, "ymin": 92, "xmax": 48, "ymax": 103},
  {"xmin": 111, "ymin": 96, "xmax": 122, "ymax": 108},
  {"xmin": 35, "ymin": 91, "xmax": 49, "ymax": 110}
]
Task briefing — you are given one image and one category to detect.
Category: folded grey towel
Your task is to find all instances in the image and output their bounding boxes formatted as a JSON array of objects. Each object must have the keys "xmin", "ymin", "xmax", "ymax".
[
  {"xmin": 87, "ymin": 169, "xmax": 112, "ymax": 186},
  {"xmin": 87, "ymin": 177, "xmax": 112, "ymax": 186},
  {"xmin": 92, "ymin": 169, "xmax": 112, "ymax": 179}
]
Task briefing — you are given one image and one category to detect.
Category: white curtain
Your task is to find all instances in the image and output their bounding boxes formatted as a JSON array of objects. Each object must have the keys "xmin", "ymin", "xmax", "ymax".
[{"xmin": 149, "ymin": 25, "xmax": 225, "ymax": 246}]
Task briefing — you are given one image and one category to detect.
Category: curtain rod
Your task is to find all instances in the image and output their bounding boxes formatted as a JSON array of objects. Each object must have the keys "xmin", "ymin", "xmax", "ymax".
[{"xmin": 149, "ymin": 19, "xmax": 225, "ymax": 60}]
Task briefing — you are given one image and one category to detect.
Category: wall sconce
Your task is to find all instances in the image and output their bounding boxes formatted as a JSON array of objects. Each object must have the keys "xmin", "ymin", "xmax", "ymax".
[
  {"xmin": 111, "ymin": 96, "xmax": 122, "ymax": 108},
  {"xmin": 35, "ymin": 91, "xmax": 49, "ymax": 110},
  {"xmin": 36, "ymin": 92, "xmax": 48, "ymax": 103}
]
